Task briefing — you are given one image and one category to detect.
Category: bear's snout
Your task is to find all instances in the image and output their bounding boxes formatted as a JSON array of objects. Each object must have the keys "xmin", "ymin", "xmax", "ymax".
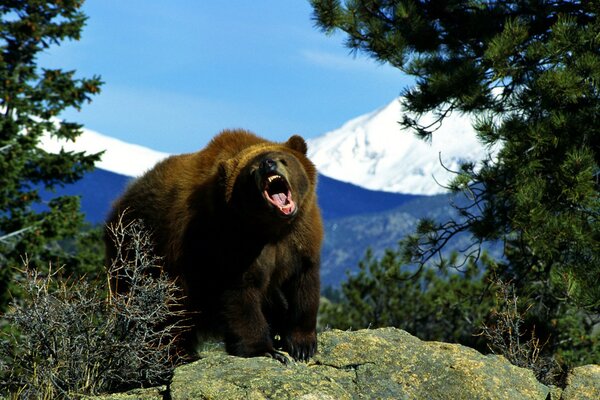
[{"xmin": 260, "ymin": 158, "xmax": 277, "ymax": 174}]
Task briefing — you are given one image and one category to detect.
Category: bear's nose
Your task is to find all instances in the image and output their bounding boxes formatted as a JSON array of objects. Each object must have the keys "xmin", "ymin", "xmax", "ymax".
[{"xmin": 260, "ymin": 158, "xmax": 277, "ymax": 173}]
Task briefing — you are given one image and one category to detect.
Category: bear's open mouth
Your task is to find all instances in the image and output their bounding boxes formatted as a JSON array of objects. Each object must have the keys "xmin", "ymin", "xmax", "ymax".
[{"xmin": 263, "ymin": 174, "xmax": 297, "ymax": 217}]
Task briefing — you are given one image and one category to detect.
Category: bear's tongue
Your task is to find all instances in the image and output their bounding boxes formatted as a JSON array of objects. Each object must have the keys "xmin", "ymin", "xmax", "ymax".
[
  {"xmin": 264, "ymin": 189, "xmax": 295, "ymax": 216},
  {"xmin": 271, "ymin": 192, "xmax": 289, "ymax": 207}
]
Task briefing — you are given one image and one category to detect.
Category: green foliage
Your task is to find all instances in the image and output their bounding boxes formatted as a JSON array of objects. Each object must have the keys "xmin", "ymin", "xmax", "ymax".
[
  {"xmin": 321, "ymin": 246, "xmax": 599, "ymax": 382},
  {"xmin": 321, "ymin": 249, "xmax": 494, "ymax": 350},
  {"xmin": 312, "ymin": 0, "xmax": 599, "ymax": 368},
  {"xmin": 0, "ymin": 1, "xmax": 103, "ymax": 310}
]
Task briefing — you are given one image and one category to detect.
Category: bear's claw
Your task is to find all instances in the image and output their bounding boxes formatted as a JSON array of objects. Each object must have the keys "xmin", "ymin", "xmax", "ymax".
[{"xmin": 264, "ymin": 349, "xmax": 290, "ymax": 364}]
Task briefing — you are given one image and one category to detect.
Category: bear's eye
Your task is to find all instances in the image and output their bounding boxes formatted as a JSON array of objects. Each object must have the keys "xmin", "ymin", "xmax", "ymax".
[{"xmin": 279, "ymin": 159, "xmax": 288, "ymax": 166}]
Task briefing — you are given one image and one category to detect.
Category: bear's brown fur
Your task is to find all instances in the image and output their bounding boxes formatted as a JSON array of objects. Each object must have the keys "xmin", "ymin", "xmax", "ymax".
[{"xmin": 105, "ymin": 129, "xmax": 323, "ymax": 362}]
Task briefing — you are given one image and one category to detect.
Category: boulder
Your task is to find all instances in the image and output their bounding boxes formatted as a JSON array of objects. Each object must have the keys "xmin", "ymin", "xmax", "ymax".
[
  {"xmin": 170, "ymin": 328, "xmax": 549, "ymax": 399},
  {"xmin": 561, "ymin": 364, "xmax": 600, "ymax": 400},
  {"xmin": 93, "ymin": 328, "xmax": 599, "ymax": 400}
]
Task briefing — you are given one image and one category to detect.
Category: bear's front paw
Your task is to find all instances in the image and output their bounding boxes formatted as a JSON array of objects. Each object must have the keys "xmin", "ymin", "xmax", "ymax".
[
  {"xmin": 282, "ymin": 331, "xmax": 317, "ymax": 362},
  {"xmin": 264, "ymin": 349, "xmax": 290, "ymax": 364},
  {"xmin": 226, "ymin": 335, "xmax": 282, "ymax": 361}
]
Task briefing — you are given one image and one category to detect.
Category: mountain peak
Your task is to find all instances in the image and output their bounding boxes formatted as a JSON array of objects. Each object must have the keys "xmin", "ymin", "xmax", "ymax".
[{"xmin": 307, "ymin": 98, "xmax": 494, "ymax": 195}]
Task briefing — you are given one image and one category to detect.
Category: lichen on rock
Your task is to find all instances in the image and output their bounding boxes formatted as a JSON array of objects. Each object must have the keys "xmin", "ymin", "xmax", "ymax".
[
  {"xmin": 91, "ymin": 328, "xmax": 599, "ymax": 400},
  {"xmin": 315, "ymin": 328, "xmax": 550, "ymax": 400},
  {"xmin": 561, "ymin": 364, "xmax": 600, "ymax": 400}
]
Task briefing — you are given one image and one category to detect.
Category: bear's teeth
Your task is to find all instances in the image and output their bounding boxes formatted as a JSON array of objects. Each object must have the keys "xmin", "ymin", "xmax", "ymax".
[{"xmin": 267, "ymin": 175, "xmax": 280, "ymax": 183}]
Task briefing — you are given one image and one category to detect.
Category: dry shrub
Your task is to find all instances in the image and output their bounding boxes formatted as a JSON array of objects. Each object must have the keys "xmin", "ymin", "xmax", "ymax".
[
  {"xmin": 0, "ymin": 217, "xmax": 188, "ymax": 398},
  {"xmin": 479, "ymin": 278, "xmax": 563, "ymax": 386}
]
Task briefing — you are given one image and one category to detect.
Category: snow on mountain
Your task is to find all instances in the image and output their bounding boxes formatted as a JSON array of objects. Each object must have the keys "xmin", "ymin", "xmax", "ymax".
[
  {"xmin": 40, "ymin": 97, "xmax": 495, "ymax": 196},
  {"xmin": 307, "ymin": 98, "xmax": 496, "ymax": 195},
  {"xmin": 40, "ymin": 127, "xmax": 169, "ymax": 178},
  {"xmin": 38, "ymin": 123, "xmax": 420, "ymax": 225}
]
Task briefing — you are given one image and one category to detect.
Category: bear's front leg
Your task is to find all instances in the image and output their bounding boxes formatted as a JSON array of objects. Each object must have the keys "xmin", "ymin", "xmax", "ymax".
[
  {"xmin": 279, "ymin": 257, "xmax": 320, "ymax": 361},
  {"xmin": 221, "ymin": 286, "xmax": 288, "ymax": 363}
]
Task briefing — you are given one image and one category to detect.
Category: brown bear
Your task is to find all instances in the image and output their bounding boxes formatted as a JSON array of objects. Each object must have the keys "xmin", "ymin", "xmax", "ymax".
[{"xmin": 105, "ymin": 129, "xmax": 323, "ymax": 362}]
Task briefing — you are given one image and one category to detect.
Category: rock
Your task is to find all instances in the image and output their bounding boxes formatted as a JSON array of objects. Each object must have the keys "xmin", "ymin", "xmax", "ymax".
[
  {"xmin": 561, "ymin": 364, "xmax": 600, "ymax": 400},
  {"xmin": 169, "ymin": 328, "xmax": 549, "ymax": 400},
  {"xmin": 92, "ymin": 328, "xmax": 599, "ymax": 400},
  {"xmin": 86, "ymin": 386, "xmax": 166, "ymax": 399},
  {"xmin": 315, "ymin": 328, "xmax": 550, "ymax": 400},
  {"xmin": 171, "ymin": 353, "xmax": 352, "ymax": 399}
]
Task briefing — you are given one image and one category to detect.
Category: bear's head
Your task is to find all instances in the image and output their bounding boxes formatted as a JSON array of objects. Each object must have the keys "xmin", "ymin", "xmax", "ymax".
[{"xmin": 220, "ymin": 135, "xmax": 317, "ymax": 225}]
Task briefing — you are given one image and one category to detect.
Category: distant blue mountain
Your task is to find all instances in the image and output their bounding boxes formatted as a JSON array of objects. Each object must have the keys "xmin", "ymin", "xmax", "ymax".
[
  {"xmin": 316, "ymin": 174, "xmax": 422, "ymax": 220},
  {"xmin": 51, "ymin": 168, "xmax": 420, "ymax": 224}
]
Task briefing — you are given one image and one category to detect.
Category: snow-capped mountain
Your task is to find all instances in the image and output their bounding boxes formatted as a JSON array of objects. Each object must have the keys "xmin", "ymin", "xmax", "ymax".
[
  {"xmin": 40, "ymin": 127, "xmax": 169, "ymax": 178},
  {"xmin": 307, "ymin": 98, "xmax": 495, "ymax": 195},
  {"xmin": 40, "ymin": 97, "xmax": 495, "ymax": 197}
]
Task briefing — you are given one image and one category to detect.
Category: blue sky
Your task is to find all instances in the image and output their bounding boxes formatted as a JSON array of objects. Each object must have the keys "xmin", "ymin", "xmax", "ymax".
[{"xmin": 40, "ymin": 1, "xmax": 411, "ymax": 154}]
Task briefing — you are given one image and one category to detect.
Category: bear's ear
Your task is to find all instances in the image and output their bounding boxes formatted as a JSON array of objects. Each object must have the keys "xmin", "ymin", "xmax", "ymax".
[{"xmin": 286, "ymin": 135, "xmax": 307, "ymax": 155}]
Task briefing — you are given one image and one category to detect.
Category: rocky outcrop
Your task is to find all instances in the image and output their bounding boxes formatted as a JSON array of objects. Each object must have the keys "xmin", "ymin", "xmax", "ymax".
[
  {"xmin": 94, "ymin": 328, "xmax": 599, "ymax": 400},
  {"xmin": 560, "ymin": 364, "xmax": 600, "ymax": 400}
]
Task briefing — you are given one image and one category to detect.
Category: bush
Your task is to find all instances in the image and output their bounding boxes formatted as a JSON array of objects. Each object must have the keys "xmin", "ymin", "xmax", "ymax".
[
  {"xmin": 0, "ymin": 217, "xmax": 187, "ymax": 398},
  {"xmin": 478, "ymin": 278, "xmax": 564, "ymax": 386}
]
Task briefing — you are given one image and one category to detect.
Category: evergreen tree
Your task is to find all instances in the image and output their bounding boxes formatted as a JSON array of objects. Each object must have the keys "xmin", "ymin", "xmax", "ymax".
[
  {"xmin": 320, "ymin": 249, "xmax": 493, "ymax": 349},
  {"xmin": 0, "ymin": 0, "xmax": 102, "ymax": 310},
  {"xmin": 312, "ymin": 0, "xmax": 599, "ymax": 366}
]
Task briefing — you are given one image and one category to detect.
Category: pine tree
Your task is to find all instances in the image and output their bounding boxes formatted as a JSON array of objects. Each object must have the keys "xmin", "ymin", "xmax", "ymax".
[
  {"xmin": 312, "ymin": 1, "xmax": 599, "ymax": 365},
  {"xmin": 320, "ymin": 248, "xmax": 493, "ymax": 349},
  {"xmin": 0, "ymin": 0, "xmax": 102, "ymax": 310}
]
